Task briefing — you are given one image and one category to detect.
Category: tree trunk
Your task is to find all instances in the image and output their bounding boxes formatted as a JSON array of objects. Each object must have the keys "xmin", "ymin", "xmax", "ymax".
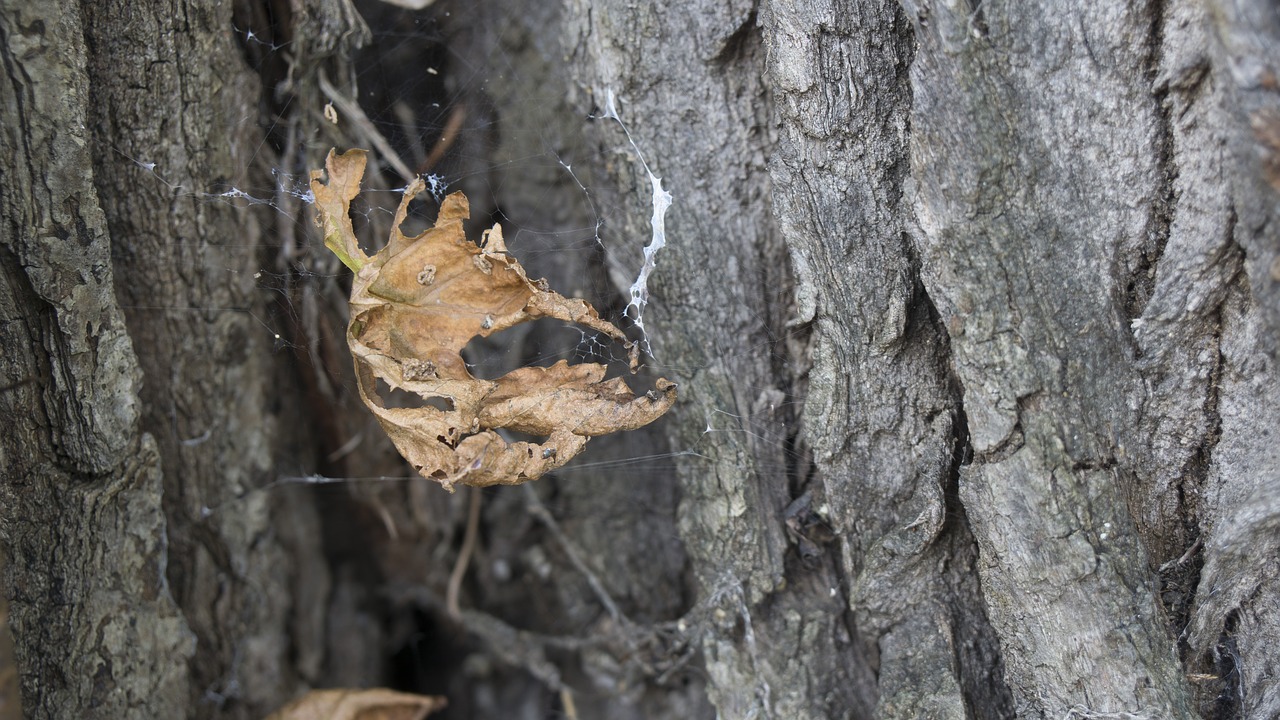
[
  {"xmin": 566, "ymin": 0, "xmax": 1280, "ymax": 717},
  {"xmin": 1, "ymin": 0, "xmax": 348, "ymax": 716},
  {"xmin": 2, "ymin": 0, "xmax": 1277, "ymax": 719}
]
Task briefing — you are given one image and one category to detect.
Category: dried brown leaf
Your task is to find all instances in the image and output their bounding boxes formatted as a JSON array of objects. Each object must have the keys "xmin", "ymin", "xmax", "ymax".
[
  {"xmin": 310, "ymin": 148, "xmax": 677, "ymax": 489},
  {"xmin": 264, "ymin": 688, "xmax": 445, "ymax": 720}
]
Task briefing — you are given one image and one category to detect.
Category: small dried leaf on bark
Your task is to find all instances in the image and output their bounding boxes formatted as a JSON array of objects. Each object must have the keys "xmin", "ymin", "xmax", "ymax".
[
  {"xmin": 263, "ymin": 688, "xmax": 445, "ymax": 720},
  {"xmin": 310, "ymin": 148, "xmax": 677, "ymax": 489}
]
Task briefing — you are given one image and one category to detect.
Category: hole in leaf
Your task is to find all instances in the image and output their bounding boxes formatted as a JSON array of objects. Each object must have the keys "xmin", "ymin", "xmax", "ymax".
[
  {"xmin": 374, "ymin": 377, "xmax": 455, "ymax": 411},
  {"xmin": 462, "ymin": 316, "xmax": 612, "ymax": 380},
  {"xmin": 310, "ymin": 152, "xmax": 677, "ymax": 486}
]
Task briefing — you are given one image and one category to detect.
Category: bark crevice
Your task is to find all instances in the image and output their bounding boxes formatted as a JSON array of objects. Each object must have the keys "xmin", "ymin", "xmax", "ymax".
[{"xmin": 1130, "ymin": 0, "xmax": 1177, "ymax": 323}]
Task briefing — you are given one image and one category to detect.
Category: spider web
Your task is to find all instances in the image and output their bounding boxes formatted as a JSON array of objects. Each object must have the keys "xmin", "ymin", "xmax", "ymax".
[{"xmin": 115, "ymin": 0, "xmax": 807, "ymax": 498}]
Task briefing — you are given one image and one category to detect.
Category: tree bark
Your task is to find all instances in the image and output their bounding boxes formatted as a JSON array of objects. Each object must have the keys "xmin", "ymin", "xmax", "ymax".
[
  {"xmin": 1, "ymin": 0, "xmax": 353, "ymax": 717},
  {"xmin": 1, "ymin": 2, "xmax": 191, "ymax": 717},
  {"xmin": 567, "ymin": 0, "xmax": 1280, "ymax": 718},
  {"xmin": 907, "ymin": 3, "xmax": 1195, "ymax": 716},
  {"xmin": 3, "ymin": 0, "xmax": 1278, "ymax": 718}
]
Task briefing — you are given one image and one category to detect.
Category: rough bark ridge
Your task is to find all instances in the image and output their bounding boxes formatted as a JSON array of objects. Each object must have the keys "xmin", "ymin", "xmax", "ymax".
[
  {"xmin": 565, "ymin": 0, "xmax": 1011, "ymax": 716},
  {"xmin": 79, "ymin": 1, "xmax": 346, "ymax": 714},
  {"xmin": 1, "ymin": 0, "xmax": 359, "ymax": 716},
  {"xmin": 908, "ymin": 2, "xmax": 1196, "ymax": 716},
  {"xmin": 907, "ymin": 0, "xmax": 1280, "ymax": 716},
  {"xmin": 1182, "ymin": 1, "xmax": 1280, "ymax": 717},
  {"xmin": 761, "ymin": 1, "xmax": 1012, "ymax": 716},
  {"xmin": 0, "ymin": 3, "xmax": 192, "ymax": 717},
  {"xmin": 563, "ymin": 2, "xmax": 884, "ymax": 718},
  {"xmin": 567, "ymin": 0, "xmax": 1280, "ymax": 718}
]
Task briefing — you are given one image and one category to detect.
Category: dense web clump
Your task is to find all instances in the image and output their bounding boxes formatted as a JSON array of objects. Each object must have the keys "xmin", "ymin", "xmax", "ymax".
[{"xmin": 596, "ymin": 88, "xmax": 673, "ymax": 356}]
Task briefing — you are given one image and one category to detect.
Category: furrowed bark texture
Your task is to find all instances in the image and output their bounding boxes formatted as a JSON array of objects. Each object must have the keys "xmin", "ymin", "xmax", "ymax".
[
  {"xmin": 909, "ymin": 0, "xmax": 1280, "ymax": 716},
  {"xmin": 567, "ymin": 0, "xmax": 1280, "ymax": 719},
  {"xmin": 1, "ymin": 0, "xmax": 349, "ymax": 717},
  {"xmin": 4, "ymin": 0, "xmax": 1278, "ymax": 717},
  {"xmin": 0, "ymin": 3, "xmax": 192, "ymax": 717},
  {"xmin": 565, "ymin": 1, "xmax": 886, "ymax": 718},
  {"xmin": 761, "ymin": 1, "xmax": 1012, "ymax": 716},
  {"xmin": 908, "ymin": 2, "xmax": 1198, "ymax": 716},
  {"xmin": 78, "ymin": 0, "xmax": 335, "ymax": 714},
  {"xmin": 1183, "ymin": 1, "xmax": 1280, "ymax": 717},
  {"xmin": 565, "ymin": 0, "xmax": 1008, "ymax": 716}
]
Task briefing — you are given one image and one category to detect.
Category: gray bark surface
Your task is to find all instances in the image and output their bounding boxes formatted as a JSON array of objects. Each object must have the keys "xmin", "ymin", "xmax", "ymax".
[
  {"xmin": 77, "ymin": 0, "xmax": 338, "ymax": 713},
  {"xmin": 908, "ymin": 3, "xmax": 1195, "ymax": 716},
  {"xmin": 1, "ymin": 1, "xmax": 343, "ymax": 717},
  {"xmin": 1, "ymin": 3, "xmax": 193, "ymax": 717},
  {"xmin": 565, "ymin": 0, "xmax": 884, "ymax": 716},
  {"xmin": 2, "ymin": 0, "xmax": 1278, "ymax": 718},
  {"xmin": 568, "ymin": 0, "xmax": 1280, "ymax": 718},
  {"xmin": 763, "ymin": 1, "xmax": 1009, "ymax": 716},
  {"xmin": 1182, "ymin": 2, "xmax": 1280, "ymax": 718}
]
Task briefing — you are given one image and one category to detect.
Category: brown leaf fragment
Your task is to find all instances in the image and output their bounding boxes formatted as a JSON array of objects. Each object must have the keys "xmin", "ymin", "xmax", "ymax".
[
  {"xmin": 310, "ymin": 149, "xmax": 370, "ymax": 273},
  {"xmin": 264, "ymin": 688, "xmax": 445, "ymax": 720},
  {"xmin": 310, "ymin": 148, "xmax": 677, "ymax": 489}
]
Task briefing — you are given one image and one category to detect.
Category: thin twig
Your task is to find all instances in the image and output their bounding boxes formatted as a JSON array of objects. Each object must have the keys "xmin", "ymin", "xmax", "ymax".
[
  {"xmin": 653, "ymin": 644, "xmax": 698, "ymax": 686},
  {"xmin": 1159, "ymin": 537, "xmax": 1202, "ymax": 573},
  {"xmin": 446, "ymin": 486, "xmax": 483, "ymax": 619},
  {"xmin": 317, "ymin": 72, "xmax": 416, "ymax": 184},
  {"xmin": 520, "ymin": 483, "xmax": 628, "ymax": 626},
  {"xmin": 389, "ymin": 585, "xmax": 580, "ymax": 691},
  {"xmin": 418, "ymin": 104, "xmax": 466, "ymax": 174},
  {"xmin": 560, "ymin": 688, "xmax": 579, "ymax": 720}
]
